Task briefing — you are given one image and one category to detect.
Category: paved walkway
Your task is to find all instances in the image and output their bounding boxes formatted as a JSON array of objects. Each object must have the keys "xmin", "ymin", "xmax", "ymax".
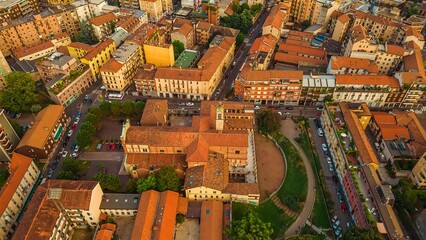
[
  {"xmin": 79, "ymin": 152, "xmax": 124, "ymax": 161},
  {"xmin": 280, "ymin": 119, "xmax": 316, "ymax": 237}
]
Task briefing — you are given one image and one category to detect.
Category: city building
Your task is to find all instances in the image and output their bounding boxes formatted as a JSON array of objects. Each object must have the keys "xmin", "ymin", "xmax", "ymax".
[
  {"xmin": 247, "ymin": 35, "xmax": 277, "ymax": 70},
  {"xmin": 199, "ymin": 201, "xmax": 226, "ymax": 240},
  {"xmin": 262, "ymin": 3, "xmax": 289, "ymax": 39},
  {"xmin": 15, "ymin": 105, "xmax": 69, "ymax": 161},
  {"xmin": 0, "ymin": 109, "xmax": 20, "ymax": 162},
  {"xmin": 410, "ymin": 153, "xmax": 426, "ymax": 189},
  {"xmin": 404, "ymin": 15, "xmax": 426, "ymax": 34},
  {"xmin": 70, "ymin": 0, "xmax": 107, "ymax": 21},
  {"xmin": 173, "ymin": 50, "xmax": 199, "ymax": 68},
  {"xmin": 0, "ymin": 0, "xmax": 40, "ymax": 23},
  {"xmin": 300, "ymin": 74, "xmax": 335, "ymax": 106},
  {"xmin": 100, "ymin": 42, "xmax": 142, "ymax": 92},
  {"xmin": 134, "ymin": 64, "xmax": 157, "ymax": 96},
  {"xmin": 68, "ymin": 38, "xmax": 117, "ymax": 79},
  {"xmin": 285, "ymin": 30, "xmax": 313, "ymax": 47},
  {"xmin": 171, "ymin": 23, "xmax": 194, "ymax": 49},
  {"xmin": 234, "ymin": 69, "xmax": 303, "ymax": 105},
  {"xmin": 130, "ymin": 190, "xmax": 187, "ymax": 240},
  {"xmin": 327, "ymin": 56, "xmax": 378, "ymax": 75},
  {"xmin": 89, "ymin": 12, "xmax": 119, "ymax": 40},
  {"xmin": 0, "ymin": 153, "xmax": 40, "ymax": 240},
  {"xmin": 274, "ymin": 42, "xmax": 328, "ymax": 71},
  {"xmin": 139, "ymin": 0, "xmax": 163, "ymax": 22},
  {"xmin": 99, "ymin": 193, "xmax": 140, "ymax": 216},
  {"xmin": 310, "ymin": 0, "xmax": 339, "ymax": 26},
  {"xmin": 143, "ymin": 42, "xmax": 174, "ymax": 67},
  {"xmin": 0, "ymin": 50, "xmax": 11, "ymax": 89},
  {"xmin": 195, "ymin": 21, "xmax": 211, "ymax": 45},
  {"xmin": 13, "ymin": 41, "xmax": 57, "ymax": 61},
  {"xmin": 328, "ymin": 11, "xmax": 350, "ymax": 42},
  {"xmin": 333, "ymin": 75, "xmax": 401, "ymax": 107},
  {"xmin": 121, "ymin": 0, "xmax": 140, "ymax": 9},
  {"xmin": 289, "ymin": 0, "xmax": 315, "ymax": 23},
  {"xmin": 95, "ymin": 223, "xmax": 116, "ymax": 240},
  {"xmin": 13, "ymin": 180, "xmax": 103, "ymax": 240}
]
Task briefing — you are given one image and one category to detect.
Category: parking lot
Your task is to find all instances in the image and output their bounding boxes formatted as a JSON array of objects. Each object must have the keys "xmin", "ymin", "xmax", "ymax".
[{"xmin": 309, "ymin": 118, "xmax": 352, "ymax": 236}]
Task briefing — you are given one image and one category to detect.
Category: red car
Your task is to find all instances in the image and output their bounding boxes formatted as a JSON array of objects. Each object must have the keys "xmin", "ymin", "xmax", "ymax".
[
  {"xmin": 107, "ymin": 144, "xmax": 111, "ymax": 151},
  {"xmin": 341, "ymin": 203, "xmax": 347, "ymax": 213},
  {"xmin": 111, "ymin": 143, "xmax": 117, "ymax": 150},
  {"xmin": 71, "ymin": 123, "xmax": 76, "ymax": 130}
]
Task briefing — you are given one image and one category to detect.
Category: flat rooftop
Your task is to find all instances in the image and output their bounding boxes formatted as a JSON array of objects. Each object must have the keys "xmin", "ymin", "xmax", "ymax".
[
  {"xmin": 113, "ymin": 42, "xmax": 140, "ymax": 63},
  {"xmin": 173, "ymin": 50, "xmax": 198, "ymax": 68},
  {"xmin": 100, "ymin": 193, "xmax": 141, "ymax": 210}
]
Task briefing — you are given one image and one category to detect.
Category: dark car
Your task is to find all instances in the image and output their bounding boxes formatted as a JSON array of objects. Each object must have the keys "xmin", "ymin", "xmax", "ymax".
[
  {"xmin": 51, "ymin": 162, "xmax": 58, "ymax": 170},
  {"xmin": 87, "ymin": 98, "xmax": 93, "ymax": 104},
  {"xmin": 47, "ymin": 169, "xmax": 54, "ymax": 178},
  {"xmin": 71, "ymin": 143, "xmax": 77, "ymax": 150},
  {"xmin": 117, "ymin": 144, "xmax": 122, "ymax": 150},
  {"xmin": 62, "ymin": 142, "xmax": 67, "ymax": 148},
  {"xmin": 314, "ymin": 119, "xmax": 321, "ymax": 128},
  {"xmin": 77, "ymin": 111, "xmax": 82, "ymax": 118},
  {"xmin": 285, "ymin": 106, "xmax": 294, "ymax": 110},
  {"xmin": 332, "ymin": 175, "xmax": 338, "ymax": 183}
]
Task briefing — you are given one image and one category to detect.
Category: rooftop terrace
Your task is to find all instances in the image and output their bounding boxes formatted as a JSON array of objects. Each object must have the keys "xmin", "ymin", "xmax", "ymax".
[{"xmin": 173, "ymin": 50, "xmax": 198, "ymax": 68}]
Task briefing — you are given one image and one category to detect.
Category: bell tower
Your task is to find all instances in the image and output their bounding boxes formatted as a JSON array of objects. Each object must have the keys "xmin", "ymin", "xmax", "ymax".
[{"xmin": 215, "ymin": 103, "xmax": 224, "ymax": 132}]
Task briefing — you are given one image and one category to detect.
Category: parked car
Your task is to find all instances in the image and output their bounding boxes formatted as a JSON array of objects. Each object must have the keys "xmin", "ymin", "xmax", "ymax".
[
  {"xmin": 285, "ymin": 106, "xmax": 294, "ymax": 110},
  {"xmin": 333, "ymin": 220, "xmax": 340, "ymax": 228},
  {"xmin": 15, "ymin": 113, "xmax": 22, "ymax": 118},
  {"xmin": 321, "ymin": 143, "xmax": 327, "ymax": 152},
  {"xmin": 314, "ymin": 118, "xmax": 321, "ymax": 128},
  {"xmin": 77, "ymin": 111, "xmax": 82, "ymax": 118},
  {"xmin": 107, "ymin": 144, "xmax": 111, "ymax": 151},
  {"xmin": 316, "ymin": 107, "xmax": 324, "ymax": 111},
  {"xmin": 374, "ymin": 142, "xmax": 380, "ymax": 150},
  {"xmin": 51, "ymin": 162, "xmax": 58, "ymax": 170},
  {"xmin": 74, "ymin": 146, "xmax": 79, "ymax": 152},
  {"xmin": 327, "ymin": 157, "xmax": 332, "ymax": 164},
  {"xmin": 332, "ymin": 215, "xmax": 338, "ymax": 223},
  {"xmin": 341, "ymin": 203, "xmax": 347, "ymax": 213},
  {"xmin": 71, "ymin": 152, "xmax": 78, "ymax": 158},
  {"xmin": 21, "ymin": 125, "xmax": 29, "ymax": 132},
  {"xmin": 87, "ymin": 98, "xmax": 93, "ymax": 104},
  {"xmin": 379, "ymin": 153, "xmax": 385, "ymax": 160},
  {"xmin": 267, "ymin": 106, "xmax": 276, "ymax": 110},
  {"xmin": 74, "ymin": 117, "xmax": 80, "ymax": 125},
  {"xmin": 97, "ymin": 144, "xmax": 102, "ymax": 151},
  {"xmin": 55, "ymin": 155, "xmax": 60, "ymax": 162},
  {"xmin": 329, "ymin": 164, "xmax": 334, "ymax": 172},
  {"xmin": 178, "ymin": 103, "xmax": 186, "ymax": 106},
  {"xmin": 67, "ymin": 130, "xmax": 73, "ymax": 137},
  {"xmin": 254, "ymin": 106, "xmax": 260, "ymax": 110},
  {"xmin": 71, "ymin": 143, "xmax": 76, "ymax": 150},
  {"xmin": 62, "ymin": 151, "xmax": 68, "ymax": 158},
  {"xmin": 59, "ymin": 148, "xmax": 65, "ymax": 154},
  {"xmin": 277, "ymin": 112, "xmax": 283, "ymax": 116},
  {"xmin": 47, "ymin": 169, "xmax": 54, "ymax": 178},
  {"xmin": 111, "ymin": 143, "xmax": 116, "ymax": 150},
  {"xmin": 84, "ymin": 94, "xmax": 89, "ymax": 100},
  {"xmin": 117, "ymin": 144, "xmax": 122, "ymax": 150},
  {"xmin": 186, "ymin": 102, "xmax": 194, "ymax": 106},
  {"xmin": 71, "ymin": 123, "xmax": 77, "ymax": 130},
  {"xmin": 318, "ymin": 128, "xmax": 323, "ymax": 137}
]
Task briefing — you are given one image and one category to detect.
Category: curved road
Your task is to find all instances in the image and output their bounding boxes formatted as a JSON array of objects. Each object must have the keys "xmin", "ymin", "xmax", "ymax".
[{"xmin": 284, "ymin": 136, "xmax": 316, "ymax": 237}]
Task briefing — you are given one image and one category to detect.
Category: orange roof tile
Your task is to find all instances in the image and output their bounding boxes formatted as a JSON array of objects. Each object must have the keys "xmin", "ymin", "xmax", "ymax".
[
  {"xmin": 200, "ymin": 201, "xmax": 223, "ymax": 240},
  {"xmin": 84, "ymin": 38, "xmax": 115, "ymax": 61},
  {"xmin": 274, "ymin": 52, "xmax": 328, "ymax": 65},
  {"xmin": 399, "ymin": 72, "xmax": 426, "ymax": 84},
  {"xmin": 263, "ymin": 4, "xmax": 286, "ymax": 30},
  {"xmin": 116, "ymin": 16, "xmax": 139, "ymax": 33},
  {"xmin": 330, "ymin": 56, "xmax": 378, "ymax": 73},
  {"xmin": 127, "ymin": 23, "xmax": 158, "ymax": 45},
  {"xmin": 95, "ymin": 229, "xmax": 113, "ymax": 240},
  {"xmin": 177, "ymin": 23, "xmax": 193, "ymax": 36},
  {"xmin": 249, "ymin": 36, "xmax": 274, "ymax": 53},
  {"xmin": 278, "ymin": 42, "xmax": 326, "ymax": 58},
  {"xmin": 14, "ymin": 41, "xmax": 55, "ymax": 59},
  {"xmin": 335, "ymin": 75, "xmax": 401, "ymax": 88},
  {"xmin": 386, "ymin": 44, "xmax": 405, "ymax": 56},
  {"xmin": 197, "ymin": 21, "xmax": 211, "ymax": 31},
  {"xmin": 350, "ymin": 25, "xmax": 368, "ymax": 43},
  {"xmin": 380, "ymin": 125, "xmax": 410, "ymax": 141},
  {"xmin": 403, "ymin": 46, "xmax": 425, "ymax": 75},
  {"xmin": 177, "ymin": 197, "xmax": 188, "ymax": 214},
  {"xmin": 16, "ymin": 105, "xmax": 65, "ymax": 149},
  {"xmin": 69, "ymin": 42, "xmax": 94, "ymax": 52},
  {"xmin": 140, "ymin": 99, "xmax": 168, "ymax": 126},
  {"xmin": 100, "ymin": 58, "xmax": 123, "ymax": 73},
  {"xmin": 406, "ymin": 26, "xmax": 424, "ymax": 41},
  {"xmin": 288, "ymin": 30, "xmax": 313, "ymax": 39},
  {"xmin": 0, "ymin": 153, "xmax": 34, "ymax": 217},
  {"xmin": 224, "ymin": 2, "xmax": 234, "ymax": 16},
  {"xmin": 89, "ymin": 12, "xmax": 118, "ymax": 26},
  {"xmin": 223, "ymin": 183, "xmax": 260, "ymax": 195},
  {"xmin": 240, "ymin": 69, "xmax": 303, "ymax": 81},
  {"xmin": 338, "ymin": 14, "xmax": 350, "ymax": 24},
  {"xmin": 52, "ymin": 32, "xmax": 69, "ymax": 40},
  {"xmin": 372, "ymin": 112, "xmax": 397, "ymax": 125}
]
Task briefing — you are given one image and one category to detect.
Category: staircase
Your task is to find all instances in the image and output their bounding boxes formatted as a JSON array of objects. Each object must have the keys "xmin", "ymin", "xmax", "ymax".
[{"xmin": 271, "ymin": 194, "xmax": 298, "ymax": 218}]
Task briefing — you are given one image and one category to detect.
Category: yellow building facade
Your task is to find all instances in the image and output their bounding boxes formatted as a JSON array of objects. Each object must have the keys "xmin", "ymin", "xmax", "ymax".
[
  {"xmin": 143, "ymin": 43, "xmax": 174, "ymax": 67},
  {"xmin": 139, "ymin": 0, "xmax": 163, "ymax": 22},
  {"xmin": 410, "ymin": 153, "xmax": 426, "ymax": 189}
]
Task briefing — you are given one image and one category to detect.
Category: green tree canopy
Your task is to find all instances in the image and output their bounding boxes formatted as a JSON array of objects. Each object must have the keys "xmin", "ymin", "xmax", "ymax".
[
  {"xmin": 236, "ymin": 32, "xmax": 245, "ymax": 47},
  {"xmin": 79, "ymin": 122, "xmax": 96, "ymax": 136},
  {"xmin": 72, "ymin": 21, "xmax": 99, "ymax": 45},
  {"xmin": 157, "ymin": 166, "xmax": 180, "ymax": 192},
  {"xmin": 93, "ymin": 173, "xmax": 121, "ymax": 192},
  {"xmin": 342, "ymin": 227, "xmax": 384, "ymax": 240},
  {"xmin": 76, "ymin": 129, "xmax": 92, "ymax": 148},
  {"xmin": 407, "ymin": 3, "xmax": 419, "ymax": 17},
  {"xmin": 110, "ymin": 101, "xmax": 122, "ymax": 116},
  {"xmin": 257, "ymin": 110, "xmax": 281, "ymax": 135},
  {"xmin": 85, "ymin": 113, "xmax": 100, "ymax": 127},
  {"xmin": 172, "ymin": 40, "xmax": 185, "ymax": 60},
  {"xmin": 135, "ymin": 101, "xmax": 145, "ymax": 114},
  {"xmin": 123, "ymin": 100, "xmax": 135, "ymax": 116},
  {"xmin": 224, "ymin": 211, "xmax": 273, "ymax": 240},
  {"xmin": 0, "ymin": 71, "xmax": 37, "ymax": 112},
  {"xmin": 30, "ymin": 104, "xmax": 42, "ymax": 113},
  {"xmin": 57, "ymin": 158, "xmax": 87, "ymax": 179},
  {"xmin": 136, "ymin": 175, "xmax": 158, "ymax": 193},
  {"xmin": 99, "ymin": 101, "xmax": 112, "ymax": 116},
  {"xmin": 393, "ymin": 178, "xmax": 417, "ymax": 212}
]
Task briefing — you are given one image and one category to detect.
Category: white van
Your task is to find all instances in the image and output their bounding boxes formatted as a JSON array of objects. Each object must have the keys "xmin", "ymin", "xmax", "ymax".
[{"xmin": 318, "ymin": 128, "xmax": 324, "ymax": 137}]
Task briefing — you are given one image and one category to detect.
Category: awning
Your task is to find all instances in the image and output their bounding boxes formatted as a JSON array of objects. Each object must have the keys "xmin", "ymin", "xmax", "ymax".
[{"xmin": 54, "ymin": 125, "xmax": 63, "ymax": 141}]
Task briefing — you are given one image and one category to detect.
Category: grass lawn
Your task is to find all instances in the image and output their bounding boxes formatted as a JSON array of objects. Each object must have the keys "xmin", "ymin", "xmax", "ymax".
[
  {"xmin": 274, "ymin": 133, "xmax": 308, "ymax": 211},
  {"xmin": 296, "ymin": 125, "xmax": 331, "ymax": 229},
  {"xmin": 232, "ymin": 200, "xmax": 295, "ymax": 238},
  {"xmin": 0, "ymin": 169, "xmax": 9, "ymax": 188}
]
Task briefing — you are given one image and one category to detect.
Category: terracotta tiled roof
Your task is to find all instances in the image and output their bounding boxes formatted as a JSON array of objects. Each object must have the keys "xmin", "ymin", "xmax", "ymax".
[
  {"xmin": 386, "ymin": 44, "xmax": 405, "ymax": 56},
  {"xmin": 16, "ymin": 105, "xmax": 64, "ymax": 149},
  {"xmin": 84, "ymin": 38, "xmax": 115, "ymax": 61},
  {"xmin": 380, "ymin": 125, "xmax": 410, "ymax": 141},
  {"xmin": 13, "ymin": 180, "xmax": 99, "ymax": 240},
  {"xmin": 274, "ymin": 52, "xmax": 328, "ymax": 65},
  {"xmin": 140, "ymin": 99, "xmax": 168, "ymax": 126},
  {"xmin": 125, "ymin": 153, "xmax": 187, "ymax": 171},
  {"xmin": 330, "ymin": 56, "xmax": 378, "ymax": 73},
  {"xmin": 69, "ymin": 42, "xmax": 94, "ymax": 52},
  {"xmin": 288, "ymin": 30, "xmax": 313, "ymax": 39},
  {"xmin": 200, "ymin": 201, "xmax": 223, "ymax": 240},
  {"xmin": 197, "ymin": 21, "xmax": 211, "ymax": 31},
  {"xmin": 223, "ymin": 183, "xmax": 260, "ymax": 195},
  {"xmin": 131, "ymin": 190, "xmax": 182, "ymax": 240},
  {"xmin": 335, "ymin": 75, "xmax": 401, "ymax": 88},
  {"xmin": 278, "ymin": 42, "xmax": 326, "ymax": 58},
  {"xmin": 403, "ymin": 45, "xmax": 425, "ymax": 75},
  {"xmin": 155, "ymin": 68, "xmax": 204, "ymax": 81},
  {"xmin": 100, "ymin": 58, "xmax": 123, "ymax": 73},
  {"xmin": 89, "ymin": 12, "xmax": 118, "ymax": 26},
  {"xmin": 95, "ymin": 229, "xmax": 113, "ymax": 240},
  {"xmin": 126, "ymin": 23, "xmax": 158, "ymax": 45},
  {"xmin": 372, "ymin": 112, "xmax": 397, "ymax": 125},
  {"xmin": 116, "ymin": 16, "xmax": 139, "ymax": 33},
  {"xmin": 394, "ymin": 111, "xmax": 426, "ymax": 155},
  {"xmin": 224, "ymin": 2, "xmax": 234, "ymax": 16},
  {"xmin": 330, "ymin": 10, "xmax": 344, "ymax": 19},
  {"xmin": 249, "ymin": 36, "xmax": 274, "ymax": 53},
  {"xmin": 173, "ymin": 18, "xmax": 193, "ymax": 28},
  {"xmin": 0, "ymin": 153, "xmax": 34, "ymax": 217},
  {"xmin": 177, "ymin": 197, "xmax": 188, "ymax": 214},
  {"xmin": 285, "ymin": 38, "xmax": 312, "ymax": 47},
  {"xmin": 177, "ymin": 23, "xmax": 193, "ymax": 36},
  {"xmin": 240, "ymin": 69, "xmax": 303, "ymax": 81},
  {"xmin": 263, "ymin": 4, "xmax": 286, "ymax": 30},
  {"xmin": 52, "ymin": 32, "xmax": 69, "ymax": 40},
  {"xmin": 350, "ymin": 25, "xmax": 368, "ymax": 43},
  {"xmin": 56, "ymin": 46, "xmax": 70, "ymax": 56},
  {"xmin": 339, "ymin": 103, "xmax": 379, "ymax": 167},
  {"xmin": 337, "ymin": 14, "xmax": 350, "ymax": 24},
  {"xmin": 398, "ymin": 72, "xmax": 426, "ymax": 84},
  {"xmin": 352, "ymin": 10, "xmax": 402, "ymax": 28},
  {"xmin": 406, "ymin": 26, "xmax": 424, "ymax": 41},
  {"xmin": 14, "ymin": 41, "xmax": 55, "ymax": 59},
  {"xmin": 186, "ymin": 136, "xmax": 210, "ymax": 163}
]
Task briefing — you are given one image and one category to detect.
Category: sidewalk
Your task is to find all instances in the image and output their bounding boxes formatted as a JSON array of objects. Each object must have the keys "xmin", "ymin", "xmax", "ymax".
[{"xmin": 280, "ymin": 119, "xmax": 316, "ymax": 237}]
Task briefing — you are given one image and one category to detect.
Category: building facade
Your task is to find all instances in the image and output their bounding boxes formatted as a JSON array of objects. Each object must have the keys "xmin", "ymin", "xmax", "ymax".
[
  {"xmin": 410, "ymin": 153, "xmax": 426, "ymax": 189},
  {"xmin": 0, "ymin": 109, "xmax": 20, "ymax": 162}
]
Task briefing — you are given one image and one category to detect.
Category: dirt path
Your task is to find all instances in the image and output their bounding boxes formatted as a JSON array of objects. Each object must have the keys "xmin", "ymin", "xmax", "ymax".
[{"xmin": 255, "ymin": 132, "xmax": 285, "ymax": 202}]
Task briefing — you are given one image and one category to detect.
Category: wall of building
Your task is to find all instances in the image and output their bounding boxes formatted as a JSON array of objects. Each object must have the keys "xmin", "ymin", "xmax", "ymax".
[{"xmin": 143, "ymin": 44, "xmax": 174, "ymax": 67}]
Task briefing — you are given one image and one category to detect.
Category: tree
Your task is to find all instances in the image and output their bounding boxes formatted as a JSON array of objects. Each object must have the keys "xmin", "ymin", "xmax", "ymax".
[
  {"xmin": 224, "ymin": 211, "xmax": 273, "ymax": 240},
  {"xmin": 257, "ymin": 110, "xmax": 281, "ymax": 135},
  {"xmin": 30, "ymin": 104, "xmax": 42, "ymax": 114},
  {"xmin": 88, "ymin": 106, "xmax": 102, "ymax": 118},
  {"xmin": 85, "ymin": 113, "xmax": 100, "ymax": 128},
  {"xmin": 56, "ymin": 170, "xmax": 74, "ymax": 180},
  {"xmin": 126, "ymin": 179, "xmax": 137, "ymax": 193},
  {"xmin": 123, "ymin": 100, "xmax": 135, "ymax": 116},
  {"xmin": 0, "ymin": 71, "xmax": 37, "ymax": 112},
  {"xmin": 99, "ymin": 101, "xmax": 112, "ymax": 116},
  {"xmin": 136, "ymin": 176, "xmax": 158, "ymax": 193},
  {"xmin": 157, "ymin": 166, "xmax": 180, "ymax": 192},
  {"xmin": 134, "ymin": 101, "xmax": 145, "ymax": 114},
  {"xmin": 80, "ymin": 122, "xmax": 96, "ymax": 136},
  {"xmin": 406, "ymin": 3, "xmax": 419, "ymax": 17},
  {"xmin": 110, "ymin": 101, "xmax": 122, "ymax": 116},
  {"xmin": 236, "ymin": 32, "xmax": 245, "ymax": 47},
  {"xmin": 57, "ymin": 158, "xmax": 86, "ymax": 179},
  {"xmin": 172, "ymin": 40, "xmax": 185, "ymax": 60},
  {"xmin": 342, "ymin": 227, "xmax": 384, "ymax": 240},
  {"xmin": 301, "ymin": 20, "xmax": 311, "ymax": 27},
  {"xmin": 93, "ymin": 173, "xmax": 121, "ymax": 192},
  {"xmin": 176, "ymin": 213, "xmax": 185, "ymax": 224},
  {"xmin": 393, "ymin": 178, "xmax": 417, "ymax": 212},
  {"xmin": 76, "ymin": 129, "xmax": 92, "ymax": 148},
  {"xmin": 72, "ymin": 21, "xmax": 99, "ymax": 45},
  {"xmin": 241, "ymin": 3, "xmax": 249, "ymax": 12},
  {"xmin": 250, "ymin": 3, "xmax": 262, "ymax": 15},
  {"xmin": 232, "ymin": 2, "xmax": 241, "ymax": 13},
  {"xmin": 9, "ymin": 119, "xmax": 23, "ymax": 137}
]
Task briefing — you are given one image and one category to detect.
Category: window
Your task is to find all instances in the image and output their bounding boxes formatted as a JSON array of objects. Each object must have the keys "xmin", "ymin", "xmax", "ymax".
[
  {"xmin": 159, "ymin": 149, "xmax": 165, "ymax": 153},
  {"xmin": 235, "ymin": 150, "xmax": 240, "ymax": 154}
]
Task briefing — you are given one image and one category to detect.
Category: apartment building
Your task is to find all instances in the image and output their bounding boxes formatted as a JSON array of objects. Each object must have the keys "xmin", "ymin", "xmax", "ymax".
[
  {"xmin": 36, "ymin": 53, "xmax": 78, "ymax": 81},
  {"xmin": 100, "ymin": 42, "xmax": 142, "ymax": 92},
  {"xmin": 121, "ymin": 0, "xmax": 140, "ymax": 9},
  {"xmin": 70, "ymin": 0, "xmax": 107, "ymax": 21},
  {"xmin": 0, "ymin": 0, "xmax": 39, "ymax": 23},
  {"xmin": 247, "ymin": 35, "xmax": 277, "ymax": 70},
  {"xmin": 130, "ymin": 190, "xmax": 187, "ymax": 240},
  {"xmin": 410, "ymin": 153, "xmax": 426, "ymax": 189},
  {"xmin": 68, "ymin": 38, "xmax": 116, "ymax": 79},
  {"xmin": 13, "ymin": 41, "xmax": 57, "ymax": 61},
  {"xmin": 89, "ymin": 12, "xmax": 119, "ymax": 40},
  {"xmin": 0, "ymin": 109, "xmax": 20, "ymax": 162},
  {"xmin": 328, "ymin": 11, "xmax": 350, "ymax": 42},
  {"xmin": 350, "ymin": 10, "xmax": 402, "ymax": 42},
  {"xmin": 290, "ymin": 0, "xmax": 315, "ymax": 23},
  {"xmin": 15, "ymin": 105, "xmax": 69, "ymax": 161},
  {"xmin": 262, "ymin": 3, "xmax": 289, "ymax": 39},
  {"xmin": 196, "ymin": 21, "xmax": 211, "ymax": 45},
  {"xmin": 274, "ymin": 42, "xmax": 328, "ymax": 70},
  {"xmin": 404, "ymin": 15, "xmax": 426, "ymax": 33},
  {"xmin": 139, "ymin": 0, "xmax": 163, "ymax": 22},
  {"xmin": 13, "ymin": 180, "xmax": 103, "ymax": 240},
  {"xmin": 0, "ymin": 50, "xmax": 12, "ymax": 90},
  {"xmin": 310, "ymin": 0, "xmax": 339, "ymax": 26},
  {"xmin": 300, "ymin": 74, "xmax": 335, "ymax": 106},
  {"xmin": 134, "ymin": 64, "xmax": 157, "ymax": 96},
  {"xmin": 234, "ymin": 69, "xmax": 303, "ymax": 105},
  {"xmin": 333, "ymin": 75, "xmax": 401, "ymax": 107},
  {"xmin": 0, "ymin": 153, "xmax": 40, "ymax": 240},
  {"xmin": 327, "ymin": 56, "xmax": 378, "ymax": 75},
  {"xmin": 171, "ymin": 23, "xmax": 194, "ymax": 49}
]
